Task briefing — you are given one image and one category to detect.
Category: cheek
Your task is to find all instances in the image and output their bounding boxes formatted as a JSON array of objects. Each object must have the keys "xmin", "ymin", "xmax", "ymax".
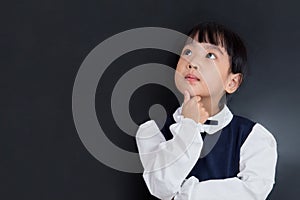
[
  {"xmin": 175, "ymin": 58, "xmax": 186, "ymax": 72},
  {"xmin": 200, "ymin": 65, "xmax": 226, "ymax": 94},
  {"xmin": 174, "ymin": 70, "xmax": 187, "ymax": 94}
]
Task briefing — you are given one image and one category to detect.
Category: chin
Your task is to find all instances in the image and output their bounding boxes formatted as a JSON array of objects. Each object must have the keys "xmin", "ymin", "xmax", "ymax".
[
  {"xmin": 176, "ymin": 84, "xmax": 201, "ymax": 97},
  {"xmin": 175, "ymin": 75, "xmax": 208, "ymax": 97}
]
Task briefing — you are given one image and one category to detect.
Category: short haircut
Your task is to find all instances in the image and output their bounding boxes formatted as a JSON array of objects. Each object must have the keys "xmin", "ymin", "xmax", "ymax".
[{"xmin": 187, "ymin": 22, "xmax": 248, "ymax": 83}]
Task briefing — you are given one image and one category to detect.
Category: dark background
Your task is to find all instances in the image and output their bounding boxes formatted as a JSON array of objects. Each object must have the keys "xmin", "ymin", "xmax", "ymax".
[{"xmin": 2, "ymin": 0, "xmax": 300, "ymax": 199}]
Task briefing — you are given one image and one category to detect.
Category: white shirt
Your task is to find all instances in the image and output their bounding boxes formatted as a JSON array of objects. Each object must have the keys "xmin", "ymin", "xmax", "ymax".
[{"xmin": 136, "ymin": 104, "xmax": 277, "ymax": 200}]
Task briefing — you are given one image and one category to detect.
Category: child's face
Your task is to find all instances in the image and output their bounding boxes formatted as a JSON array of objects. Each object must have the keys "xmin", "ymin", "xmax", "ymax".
[{"xmin": 175, "ymin": 34, "xmax": 240, "ymax": 99}]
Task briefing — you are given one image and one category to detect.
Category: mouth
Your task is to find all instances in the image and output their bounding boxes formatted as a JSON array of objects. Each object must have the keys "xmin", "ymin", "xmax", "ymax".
[{"xmin": 185, "ymin": 73, "xmax": 200, "ymax": 82}]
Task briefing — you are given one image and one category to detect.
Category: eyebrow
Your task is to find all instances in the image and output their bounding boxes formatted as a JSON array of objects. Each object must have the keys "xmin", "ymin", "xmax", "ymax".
[{"xmin": 202, "ymin": 44, "xmax": 224, "ymax": 55}]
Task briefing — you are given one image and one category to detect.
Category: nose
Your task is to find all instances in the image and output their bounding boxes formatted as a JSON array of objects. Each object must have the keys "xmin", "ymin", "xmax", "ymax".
[{"xmin": 188, "ymin": 64, "xmax": 198, "ymax": 70}]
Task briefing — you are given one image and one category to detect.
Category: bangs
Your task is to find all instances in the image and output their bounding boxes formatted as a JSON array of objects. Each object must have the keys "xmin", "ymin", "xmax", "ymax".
[{"xmin": 186, "ymin": 22, "xmax": 233, "ymax": 57}]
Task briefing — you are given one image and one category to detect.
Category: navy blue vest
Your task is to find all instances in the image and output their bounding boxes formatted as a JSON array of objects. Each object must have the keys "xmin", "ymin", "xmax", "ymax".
[{"xmin": 160, "ymin": 114, "xmax": 256, "ymax": 182}]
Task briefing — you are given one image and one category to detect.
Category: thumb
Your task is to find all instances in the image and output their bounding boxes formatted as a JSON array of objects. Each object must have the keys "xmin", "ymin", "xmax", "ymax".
[{"xmin": 183, "ymin": 90, "xmax": 190, "ymax": 104}]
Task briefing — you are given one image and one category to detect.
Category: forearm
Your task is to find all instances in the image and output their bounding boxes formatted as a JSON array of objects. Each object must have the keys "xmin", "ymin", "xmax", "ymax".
[
  {"xmin": 174, "ymin": 176, "xmax": 274, "ymax": 200},
  {"xmin": 136, "ymin": 118, "xmax": 204, "ymax": 199}
]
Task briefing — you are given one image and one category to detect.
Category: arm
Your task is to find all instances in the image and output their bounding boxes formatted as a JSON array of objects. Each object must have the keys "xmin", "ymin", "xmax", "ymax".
[
  {"xmin": 174, "ymin": 123, "xmax": 278, "ymax": 200},
  {"xmin": 136, "ymin": 118, "xmax": 204, "ymax": 200}
]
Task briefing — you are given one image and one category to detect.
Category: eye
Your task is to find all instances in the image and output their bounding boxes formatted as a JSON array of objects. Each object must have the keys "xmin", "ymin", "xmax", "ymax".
[
  {"xmin": 182, "ymin": 49, "xmax": 192, "ymax": 56},
  {"xmin": 206, "ymin": 53, "xmax": 216, "ymax": 60}
]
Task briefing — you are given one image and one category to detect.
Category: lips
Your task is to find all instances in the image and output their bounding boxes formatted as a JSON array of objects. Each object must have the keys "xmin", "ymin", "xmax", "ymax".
[{"xmin": 185, "ymin": 73, "xmax": 200, "ymax": 81}]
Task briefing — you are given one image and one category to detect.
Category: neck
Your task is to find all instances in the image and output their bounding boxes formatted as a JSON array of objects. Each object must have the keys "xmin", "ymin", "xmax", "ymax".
[{"xmin": 200, "ymin": 94, "xmax": 226, "ymax": 117}]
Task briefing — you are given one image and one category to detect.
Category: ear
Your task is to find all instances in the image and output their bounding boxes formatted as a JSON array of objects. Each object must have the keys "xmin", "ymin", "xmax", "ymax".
[{"xmin": 225, "ymin": 73, "xmax": 243, "ymax": 94}]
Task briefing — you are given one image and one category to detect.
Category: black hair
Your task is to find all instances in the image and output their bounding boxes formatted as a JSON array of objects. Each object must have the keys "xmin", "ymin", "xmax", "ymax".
[{"xmin": 187, "ymin": 22, "xmax": 248, "ymax": 84}]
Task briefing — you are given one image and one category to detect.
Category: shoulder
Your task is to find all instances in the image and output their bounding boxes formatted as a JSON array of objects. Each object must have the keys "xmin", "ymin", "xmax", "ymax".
[
  {"xmin": 229, "ymin": 115, "xmax": 256, "ymax": 143},
  {"xmin": 230, "ymin": 115, "xmax": 277, "ymax": 148},
  {"xmin": 241, "ymin": 121, "xmax": 277, "ymax": 152},
  {"xmin": 251, "ymin": 123, "xmax": 277, "ymax": 146},
  {"xmin": 232, "ymin": 115, "xmax": 277, "ymax": 142},
  {"xmin": 231, "ymin": 115, "xmax": 256, "ymax": 127}
]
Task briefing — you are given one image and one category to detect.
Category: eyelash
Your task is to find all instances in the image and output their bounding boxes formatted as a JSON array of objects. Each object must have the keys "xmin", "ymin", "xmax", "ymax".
[
  {"xmin": 182, "ymin": 48, "xmax": 217, "ymax": 60},
  {"xmin": 206, "ymin": 53, "xmax": 217, "ymax": 60},
  {"xmin": 182, "ymin": 49, "xmax": 192, "ymax": 56}
]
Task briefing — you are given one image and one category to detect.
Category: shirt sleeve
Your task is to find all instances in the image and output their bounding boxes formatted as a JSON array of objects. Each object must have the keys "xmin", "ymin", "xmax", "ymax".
[
  {"xmin": 136, "ymin": 118, "xmax": 204, "ymax": 200},
  {"xmin": 173, "ymin": 123, "xmax": 278, "ymax": 200}
]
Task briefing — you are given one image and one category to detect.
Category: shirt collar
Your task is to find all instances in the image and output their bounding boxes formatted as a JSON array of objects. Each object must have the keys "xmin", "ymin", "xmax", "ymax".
[{"xmin": 172, "ymin": 104, "xmax": 233, "ymax": 134}]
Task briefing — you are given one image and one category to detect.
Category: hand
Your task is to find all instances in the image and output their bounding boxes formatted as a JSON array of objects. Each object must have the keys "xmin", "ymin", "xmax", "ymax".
[{"xmin": 181, "ymin": 90, "xmax": 209, "ymax": 124}]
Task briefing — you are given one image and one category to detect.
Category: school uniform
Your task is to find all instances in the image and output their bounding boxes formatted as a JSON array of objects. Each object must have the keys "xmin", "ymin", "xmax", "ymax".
[{"xmin": 136, "ymin": 104, "xmax": 277, "ymax": 200}]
